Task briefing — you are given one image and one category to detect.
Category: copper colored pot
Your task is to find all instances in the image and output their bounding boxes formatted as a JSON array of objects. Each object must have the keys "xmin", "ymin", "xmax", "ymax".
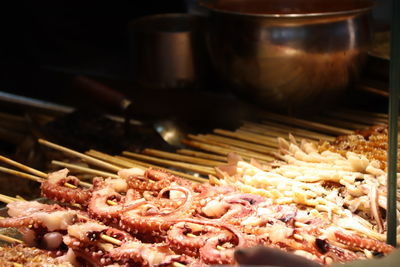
[{"xmin": 201, "ymin": 0, "xmax": 374, "ymax": 112}]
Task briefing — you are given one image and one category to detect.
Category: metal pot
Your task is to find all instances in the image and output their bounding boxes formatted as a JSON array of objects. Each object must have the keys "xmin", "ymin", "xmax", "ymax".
[
  {"xmin": 128, "ymin": 13, "xmax": 210, "ymax": 90},
  {"xmin": 200, "ymin": 0, "xmax": 374, "ymax": 113}
]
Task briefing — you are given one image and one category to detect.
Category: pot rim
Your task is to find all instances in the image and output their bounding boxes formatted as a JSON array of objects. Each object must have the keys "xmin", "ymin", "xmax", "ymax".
[{"xmin": 199, "ymin": 0, "xmax": 375, "ymax": 18}]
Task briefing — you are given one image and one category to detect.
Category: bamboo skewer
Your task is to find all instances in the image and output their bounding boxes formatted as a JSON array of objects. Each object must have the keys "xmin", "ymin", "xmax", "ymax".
[
  {"xmin": 38, "ymin": 139, "xmax": 121, "ymax": 172},
  {"xmin": 261, "ymin": 111, "xmax": 354, "ymax": 136},
  {"xmin": 122, "ymin": 151, "xmax": 216, "ymax": 176},
  {"xmin": 176, "ymin": 149, "xmax": 227, "ymax": 162},
  {"xmin": 187, "ymin": 135, "xmax": 274, "ymax": 161},
  {"xmin": 0, "ymin": 194, "xmax": 19, "ymax": 204},
  {"xmin": 336, "ymin": 108, "xmax": 388, "ymax": 120},
  {"xmin": 235, "ymin": 128, "xmax": 315, "ymax": 145},
  {"xmin": 181, "ymin": 139, "xmax": 272, "ymax": 163},
  {"xmin": 324, "ymin": 110, "xmax": 388, "ymax": 126},
  {"xmin": 0, "ymin": 155, "xmax": 47, "ymax": 178},
  {"xmin": 142, "ymin": 148, "xmax": 224, "ymax": 167},
  {"xmin": 213, "ymin": 129, "xmax": 281, "ymax": 148},
  {"xmin": 86, "ymin": 150, "xmax": 208, "ymax": 183},
  {"xmin": 51, "ymin": 161, "xmax": 119, "ymax": 179},
  {"xmin": 114, "ymin": 156, "xmax": 208, "ymax": 183},
  {"xmin": 0, "ymin": 155, "xmax": 91, "ymax": 188},
  {"xmin": 0, "ymin": 234, "xmax": 23, "ymax": 244},
  {"xmin": 85, "ymin": 150, "xmax": 142, "ymax": 169},
  {"xmin": 202, "ymin": 133, "xmax": 278, "ymax": 153},
  {"xmin": 235, "ymin": 125, "xmax": 310, "ymax": 143},
  {"xmin": 242, "ymin": 121, "xmax": 335, "ymax": 142},
  {"xmin": 311, "ymin": 116, "xmax": 369, "ymax": 131},
  {"xmin": 0, "ymin": 166, "xmax": 44, "ymax": 183}
]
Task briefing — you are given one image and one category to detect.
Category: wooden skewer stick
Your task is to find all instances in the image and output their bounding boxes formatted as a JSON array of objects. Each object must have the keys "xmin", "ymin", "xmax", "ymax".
[
  {"xmin": 51, "ymin": 160, "xmax": 119, "ymax": 179},
  {"xmin": 0, "ymin": 193, "xmax": 19, "ymax": 204},
  {"xmin": 115, "ymin": 156, "xmax": 208, "ymax": 184},
  {"xmin": 38, "ymin": 139, "xmax": 121, "ymax": 172},
  {"xmin": 185, "ymin": 137, "xmax": 274, "ymax": 162},
  {"xmin": 99, "ymin": 233, "xmax": 122, "ymax": 246},
  {"xmin": 324, "ymin": 110, "xmax": 388, "ymax": 125},
  {"xmin": 241, "ymin": 121, "xmax": 335, "ymax": 142},
  {"xmin": 85, "ymin": 150, "xmax": 144, "ymax": 169},
  {"xmin": 0, "ymin": 155, "xmax": 47, "ymax": 178},
  {"xmin": 260, "ymin": 111, "xmax": 354, "ymax": 136},
  {"xmin": 0, "ymin": 234, "xmax": 23, "ymax": 244},
  {"xmin": 211, "ymin": 130, "xmax": 279, "ymax": 149},
  {"xmin": 234, "ymin": 125, "xmax": 310, "ymax": 143},
  {"xmin": 0, "ymin": 155, "xmax": 91, "ymax": 188},
  {"xmin": 86, "ymin": 150, "xmax": 207, "ymax": 183},
  {"xmin": 176, "ymin": 149, "xmax": 227, "ymax": 162},
  {"xmin": 142, "ymin": 148, "xmax": 224, "ymax": 167},
  {"xmin": 0, "ymin": 166, "xmax": 44, "ymax": 183},
  {"xmin": 336, "ymin": 108, "xmax": 388, "ymax": 119},
  {"xmin": 310, "ymin": 116, "xmax": 368, "ymax": 131},
  {"xmin": 201, "ymin": 133, "xmax": 278, "ymax": 154},
  {"xmin": 15, "ymin": 195, "xmax": 26, "ymax": 201},
  {"xmin": 12, "ymin": 263, "xmax": 23, "ymax": 267},
  {"xmin": 122, "ymin": 151, "xmax": 216, "ymax": 176},
  {"xmin": 181, "ymin": 139, "xmax": 255, "ymax": 162}
]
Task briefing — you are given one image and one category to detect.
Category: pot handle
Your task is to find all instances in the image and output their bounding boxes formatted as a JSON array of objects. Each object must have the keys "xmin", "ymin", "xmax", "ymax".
[{"xmin": 73, "ymin": 75, "xmax": 132, "ymax": 112}]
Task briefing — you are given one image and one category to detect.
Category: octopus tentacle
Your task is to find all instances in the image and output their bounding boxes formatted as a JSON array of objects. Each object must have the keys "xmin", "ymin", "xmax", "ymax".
[
  {"xmin": 0, "ymin": 209, "xmax": 78, "ymax": 231},
  {"xmin": 199, "ymin": 233, "xmax": 236, "ymax": 265},
  {"xmin": 334, "ymin": 230, "xmax": 394, "ymax": 254},
  {"xmin": 41, "ymin": 169, "xmax": 91, "ymax": 205},
  {"xmin": 110, "ymin": 242, "xmax": 191, "ymax": 266},
  {"xmin": 120, "ymin": 186, "xmax": 196, "ymax": 236},
  {"xmin": 0, "ymin": 216, "xmax": 39, "ymax": 228},
  {"xmin": 88, "ymin": 187, "xmax": 125, "ymax": 223},
  {"xmin": 198, "ymin": 193, "xmax": 259, "ymax": 225},
  {"xmin": 167, "ymin": 222, "xmax": 225, "ymax": 257},
  {"xmin": 125, "ymin": 168, "xmax": 197, "ymax": 193}
]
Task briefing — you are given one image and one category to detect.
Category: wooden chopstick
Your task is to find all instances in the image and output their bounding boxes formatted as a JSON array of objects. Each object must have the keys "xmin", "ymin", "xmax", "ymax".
[
  {"xmin": 51, "ymin": 161, "xmax": 119, "ymax": 179},
  {"xmin": 176, "ymin": 149, "xmax": 227, "ymax": 162},
  {"xmin": 38, "ymin": 139, "xmax": 121, "ymax": 172},
  {"xmin": 142, "ymin": 148, "xmax": 224, "ymax": 167},
  {"xmin": 260, "ymin": 111, "xmax": 353, "ymax": 136},
  {"xmin": 122, "ymin": 151, "xmax": 216, "ymax": 176}
]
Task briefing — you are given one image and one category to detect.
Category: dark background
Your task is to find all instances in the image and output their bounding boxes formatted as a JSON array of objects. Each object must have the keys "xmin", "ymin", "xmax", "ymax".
[
  {"xmin": 1, "ymin": 1, "xmax": 185, "ymax": 87},
  {"xmin": 0, "ymin": 0, "xmax": 391, "ymax": 97}
]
